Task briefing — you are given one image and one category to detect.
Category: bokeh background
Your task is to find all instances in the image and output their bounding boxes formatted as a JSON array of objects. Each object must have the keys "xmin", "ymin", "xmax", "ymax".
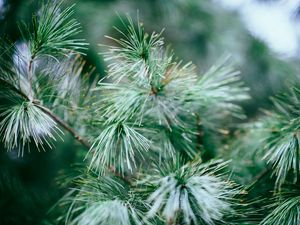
[{"xmin": 1, "ymin": 0, "xmax": 300, "ymax": 224}]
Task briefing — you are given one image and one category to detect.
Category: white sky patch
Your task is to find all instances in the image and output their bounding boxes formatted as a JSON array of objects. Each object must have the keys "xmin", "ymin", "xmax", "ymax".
[
  {"xmin": 216, "ymin": 0, "xmax": 300, "ymax": 58},
  {"xmin": 241, "ymin": 1, "xmax": 298, "ymax": 57}
]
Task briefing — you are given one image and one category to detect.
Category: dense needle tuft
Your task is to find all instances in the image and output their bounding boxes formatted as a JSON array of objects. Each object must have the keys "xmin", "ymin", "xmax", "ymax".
[
  {"xmin": 0, "ymin": 100, "xmax": 62, "ymax": 156},
  {"xmin": 58, "ymin": 172, "xmax": 154, "ymax": 225},
  {"xmin": 139, "ymin": 159, "xmax": 242, "ymax": 225},
  {"xmin": 20, "ymin": 1, "xmax": 88, "ymax": 60},
  {"xmin": 88, "ymin": 122, "xmax": 151, "ymax": 175}
]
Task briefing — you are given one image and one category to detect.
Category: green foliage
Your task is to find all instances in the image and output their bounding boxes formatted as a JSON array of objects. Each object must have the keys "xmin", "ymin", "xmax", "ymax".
[
  {"xmin": 260, "ymin": 87, "xmax": 300, "ymax": 188},
  {"xmin": 93, "ymin": 83, "xmax": 149, "ymax": 124},
  {"xmin": 0, "ymin": 1, "xmax": 90, "ymax": 154},
  {"xmin": 0, "ymin": 100, "xmax": 62, "ymax": 156},
  {"xmin": 139, "ymin": 158, "xmax": 242, "ymax": 225},
  {"xmin": 103, "ymin": 17, "xmax": 164, "ymax": 83},
  {"xmin": 260, "ymin": 187, "xmax": 300, "ymax": 225},
  {"xmin": 88, "ymin": 122, "xmax": 150, "ymax": 175},
  {"xmin": 91, "ymin": 19, "xmax": 250, "ymax": 177},
  {"xmin": 195, "ymin": 58, "xmax": 250, "ymax": 121},
  {"xmin": 20, "ymin": 1, "xmax": 87, "ymax": 59},
  {"xmin": 1, "ymin": 1, "xmax": 299, "ymax": 224},
  {"xmin": 31, "ymin": 55, "xmax": 95, "ymax": 126},
  {"xmin": 57, "ymin": 172, "xmax": 158, "ymax": 225},
  {"xmin": 227, "ymin": 86, "xmax": 300, "ymax": 224},
  {"xmin": 261, "ymin": 197, "xmax": 300, "ymax": 225}
]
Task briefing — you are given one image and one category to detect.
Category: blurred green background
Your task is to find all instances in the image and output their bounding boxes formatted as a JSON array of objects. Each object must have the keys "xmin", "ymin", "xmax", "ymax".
[{"xmin": 0, "ymin": 0, "xmax": 299, "ymax": 224}]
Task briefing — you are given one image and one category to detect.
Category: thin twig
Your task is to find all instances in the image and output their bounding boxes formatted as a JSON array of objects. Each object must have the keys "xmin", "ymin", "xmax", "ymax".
[
  {"xmin": 34, "ymin": 103, "xmax": 91, "ymax": 149},
  {"xmin": 1, "ymin": 77, "xmax": 131, "ymax": 181},
  {"xmin": 35, "ymin": 103, "xmax": 131, "ymax": 182},
  {"xmin": 1, "ymin": 78, "xmax": 91, "ymax": 148}
]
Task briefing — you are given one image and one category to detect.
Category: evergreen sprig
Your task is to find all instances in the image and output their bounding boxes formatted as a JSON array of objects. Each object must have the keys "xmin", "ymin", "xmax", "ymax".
[
  {"xmin": 260, "ymin": 87, "xmax": 300, "ymax": 188},
  {"xmin": 0, "ymin": 100, "xmax": 62, "ymax": 156},
  {"xmin": 0, "ymin": 1, "xmax": 90, "ymax": 154},
  {"xmin": 20, "ymin": 1, "xmax": 87, "ymax": 60},
  {"xmin": 5, "ymin": 2, "xmax": 297, "ymax": 224},
  {"xmin": 194, "ymin": 57, "xmax": 250, "ymax": 121},
  {"xmin": 58, "ymin": 172, "xmax": 158, "ymax": 225},
  {"xmin": 90, "ymin": 19, "xmax": 250, "ymax": 178},
  {"xmin": 88, "ymin": 122, "xmax": 151, "ymax": 175},
  {"xmin": 139, "ymin": 158, "xmax": 242, "ymax": 225},
  {"xmin": 260, "ymin": 187, "xmax": 300, "ymax": 225},
  {"xmin": 232, "ymin": 86, "xmax": 300, "ymax": 224}
]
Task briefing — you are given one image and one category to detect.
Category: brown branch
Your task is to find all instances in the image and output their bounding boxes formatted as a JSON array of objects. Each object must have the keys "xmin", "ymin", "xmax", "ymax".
[
  {"xmin": 0, "ymin": 79, "xmax": 90, "ymax": 148},
  {"xmin": 35, "ymin": 102, "xmax": 133, "ymax": 181},
  {"xmin": 34, "ymin": 103, "xmax": 91, "ymax": 149},
  {"xmin": 2, "ymin": 77, "xmax": 132, "ymax": 181},
  {"xmin": 33, "ymin": 102, "xmax": 133, "ymax": 182},
  {"xmin": 0, "ymin": 79, "xmax": 91, "ymax": 148}
]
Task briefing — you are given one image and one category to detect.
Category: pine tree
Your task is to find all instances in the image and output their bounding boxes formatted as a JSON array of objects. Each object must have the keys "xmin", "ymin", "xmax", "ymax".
[{"xmin": 0, "ymin": 1, "xmax": 299, "ymax": 225}]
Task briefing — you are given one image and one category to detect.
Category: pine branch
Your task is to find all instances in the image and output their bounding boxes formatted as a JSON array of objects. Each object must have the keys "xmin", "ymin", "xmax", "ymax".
[
  {"xmin": 260, "ymin": 195, "xmax": 300, "ymax": 225},
  {"xmin": 35, "ymin": 103, "xmax": 133, "ymax": 181},
  {"xmin": 0, "ymin": 77, "xmax": 90, "ymax": 149},
  {"xmin": 19, "ymin": 1, "xmax": 88, "ymax": 59},
  {"xmin": 0, "ymin": 82, "xmax": 132, "ymax": 181},
  {"xmin": 56, "ymin": 173, "xmax": 152, "ymax": 225},
  {"xmin": 139, "ymin": 158, "xmax": 243, "ymax": 224},
  {"xmin": 34, "ymin": 103, "xmax": 91, "ymax": 149},
  {"xmin": 87, "ymin": 121, "xmax": 151, "ymax": 176},
  {"xmin": 260, "ymin": 88, "xmax": 300, "ymax": 189}
]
